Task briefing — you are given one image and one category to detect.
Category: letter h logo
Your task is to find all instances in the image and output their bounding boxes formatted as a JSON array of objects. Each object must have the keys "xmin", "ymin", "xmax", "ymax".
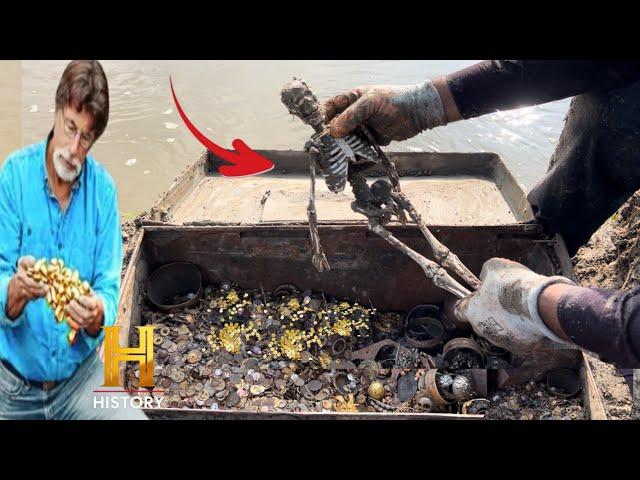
[{"xmin": 103, "ymin": 326, "xmax": 155, "ymax": 387}]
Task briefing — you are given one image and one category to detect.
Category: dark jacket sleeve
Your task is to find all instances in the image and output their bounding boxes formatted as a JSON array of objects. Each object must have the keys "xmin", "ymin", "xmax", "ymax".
[
  {"xmin": 447, "ymin": 60, "xmax": 640, "ymax": 119},
  {"xmin": 557, "ymin": 286, "xmax": 640, "ymax": 368}
]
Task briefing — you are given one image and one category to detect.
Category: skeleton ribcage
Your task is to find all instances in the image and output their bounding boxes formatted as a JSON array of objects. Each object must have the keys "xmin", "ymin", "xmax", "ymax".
[{"xmin": 317, "ymin": 133, "xmax": 381, "ymax": 193}]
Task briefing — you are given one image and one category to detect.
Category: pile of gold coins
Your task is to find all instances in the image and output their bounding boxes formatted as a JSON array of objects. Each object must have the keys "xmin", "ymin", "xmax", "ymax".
[
  {"xmin": 27, "ymin": 258, "xmax": 92, "ymax": 345},
  {"xmin": 205, "ymin": 287, "xmax": 371, "ymax": 360}
]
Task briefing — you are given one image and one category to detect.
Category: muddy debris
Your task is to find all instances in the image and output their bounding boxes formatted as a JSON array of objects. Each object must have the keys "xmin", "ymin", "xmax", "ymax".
[
  {"xmin": 485, "ymin": 380, "xmax": 584, "ymax": 420},
  {"xmin": 572, "ymin": 190, "xmax": 638, "ymax": 419}
]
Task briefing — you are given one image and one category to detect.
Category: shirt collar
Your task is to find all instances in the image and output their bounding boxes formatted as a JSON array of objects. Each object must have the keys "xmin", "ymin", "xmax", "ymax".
[{"xmin": 43, "ymin": 129, "xmax": 83, "ymax": 194}]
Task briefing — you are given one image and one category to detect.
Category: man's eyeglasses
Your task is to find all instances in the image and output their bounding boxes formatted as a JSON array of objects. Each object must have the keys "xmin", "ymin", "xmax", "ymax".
[{"xmin": 61, "ymin": 114, "xmax": 94, "ymax": 150}]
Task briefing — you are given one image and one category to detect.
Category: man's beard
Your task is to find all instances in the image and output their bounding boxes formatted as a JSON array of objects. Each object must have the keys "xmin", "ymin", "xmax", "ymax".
[{"xmin": 53, "ymin": 147, "xmax": 82, "ymax": 183}]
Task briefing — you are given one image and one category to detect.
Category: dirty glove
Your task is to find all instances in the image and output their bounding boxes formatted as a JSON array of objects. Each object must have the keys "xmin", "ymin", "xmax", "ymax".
[
  {"xmin": 322, "ymin": 80, "xmax": 447, "ymax": 146},
  {"xmin": 453, "ymin": 258, "xmax": 576, "ymax": 356}
]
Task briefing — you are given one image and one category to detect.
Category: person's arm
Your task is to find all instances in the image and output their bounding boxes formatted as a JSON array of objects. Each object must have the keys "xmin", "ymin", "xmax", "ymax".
[
  {"xmin": 324, "ymin": 61, "xmax": 640, "ymax": 143},
  {"xmin": 447, "ymin": 60, "xmax": 640, "ymax": 119},
  {"xmin": 0, "ymin": 159, "xmax": 22, "ymax": 326},
  {"xmin": 455, "ymin": 258, "xmax": 640, "ymax": 367},
  {"xmin": 540, "ymin": 284, "xmax": 640, "ymax": 368},
  {"xmin": 0, "ymin": 157, "xmax": 47, "ymax": 326}
]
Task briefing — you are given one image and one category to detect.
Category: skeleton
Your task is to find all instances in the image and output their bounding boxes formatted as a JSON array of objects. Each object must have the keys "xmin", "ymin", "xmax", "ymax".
[{"xmin": 281, "ymin": 78, "xmax": 480, "ymax": 298}]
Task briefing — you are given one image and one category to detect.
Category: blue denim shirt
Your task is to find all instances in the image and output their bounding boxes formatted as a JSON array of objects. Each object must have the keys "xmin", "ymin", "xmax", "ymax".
[{"xmin": 0, "ymin": 135, "xmax": 122, "ymax": 381}]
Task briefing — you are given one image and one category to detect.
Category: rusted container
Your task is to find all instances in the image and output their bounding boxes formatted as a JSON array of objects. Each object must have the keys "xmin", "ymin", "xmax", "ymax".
[{"xmin": 113, "ymin": 150, "xmax": 606, "ymax": 419}]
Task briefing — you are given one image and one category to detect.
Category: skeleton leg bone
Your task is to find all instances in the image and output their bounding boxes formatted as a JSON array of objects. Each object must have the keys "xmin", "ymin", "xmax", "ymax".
[
  {"xmin": 368, "ymin": 219, "xmax": 471, "ymax": 299},
  {"xmin": 346, "ymin": 168, "xmax": 472, "ymax": 298},
  {"xmin": 308, "ymin": 158, "xmax": 330, "ymax": 272},
  {"xmin": 391, "ymin": 191, "xmax": 480, "ymax": 290}
]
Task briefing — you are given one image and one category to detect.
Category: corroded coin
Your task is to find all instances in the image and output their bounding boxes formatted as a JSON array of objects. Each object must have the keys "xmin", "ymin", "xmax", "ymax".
[
  {"xmin": 159, "ymin": 377, "xmax": 172, "ymax": 389},
  {"xmin": 250, "ymin": 385, "xmax": 266, "ymax": 396},
  {"xmin": 291, "ymin": 374, "xmax": 305, "ymax": 387},
  {"xmin": 170, "ymin": 369, "xmax": 186, "ymax": 383},
  {"xmin": 156, "ymin": 349, "xmax": 169, "ymax": 362},
  {"xmin": 168, "ymin": 353, "xmax": 183, "ymax": 367},
  {"xmin": 215, "ymin": 389, "xmax": 229, "ymax": 401},
  {"xmin": 243, "ymin": 357, "xmax": 260, "ymax": 371},
  {"xmin": 211, "ymin": 379, "xmax": 226, "ymax": 391},
  {"xmin": 300, "ymin": 351, "xmax": 312, "ymax": 363},
  {"xmin": 187, "ymin": 350, "xmax": 202, "ymax": 364},
  {"xmin": 302, "ymin": 385, "xmax": 316, "ymax": 401},
  {"xmin": 225, "ymin": 391, "xmax": 240, "ymax": 408},
  {"xmin": 314, "ymin": 389, "xmax": 329, "ymax": 401},
  {"xmin": 307, "ymin": 380, "xmax": 322, "ymax": 392}
]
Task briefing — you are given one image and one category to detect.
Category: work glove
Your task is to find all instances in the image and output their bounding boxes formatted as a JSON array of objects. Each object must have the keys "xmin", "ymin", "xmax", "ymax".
[
  {"xmin": 322, "ymin": 80, "xmax": 447, "ymax": 146},
  {"xmin": 453, "ymin": 258, "xmax": 577, "ymax": 356}
]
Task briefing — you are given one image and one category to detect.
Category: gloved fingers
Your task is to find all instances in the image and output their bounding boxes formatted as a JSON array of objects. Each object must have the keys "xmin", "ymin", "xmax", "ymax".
[
  {"xmin": 450, "ymin": 291, "xmax": 478, "ymax": 324},
  {"xmin": 479, "ymin": 257, "xmax": 534, "ymax": 281},
  {"xmin": 329, "ymin": 95, "xmax": 380, "ymax": 138},
  {"xmin": 322, "ymin": 87, "xmax": 366, "ymax": 123}
]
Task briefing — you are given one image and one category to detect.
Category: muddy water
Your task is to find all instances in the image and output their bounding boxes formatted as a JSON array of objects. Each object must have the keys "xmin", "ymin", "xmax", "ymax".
[{"xmin": 1, "ymin": 60, "xmax": 570, "ymax": 218}]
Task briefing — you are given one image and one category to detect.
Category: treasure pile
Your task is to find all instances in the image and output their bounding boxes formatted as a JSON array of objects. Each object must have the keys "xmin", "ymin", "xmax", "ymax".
[
  {"xmin": 126, "ymin": 282, "xmax": 510, "ymax": 414},
  {"xmin": 27, "ymin": 258, "xmax": 92, "ymax": 345}
]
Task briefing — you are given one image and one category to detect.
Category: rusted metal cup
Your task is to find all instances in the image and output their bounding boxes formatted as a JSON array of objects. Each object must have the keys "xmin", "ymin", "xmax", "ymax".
[
  {"xmin": 404, "ymin": 304, "xmax": 445, "ymax": 349},
  {"xmin": 462, "ymin": 398, "xmax": 490, "ymax": 415},
  {"xmin": 442, "ymin": 337, "xmax": 486, "ymax": 368},
  {"xmin": 546, "ymin": 368, "xmax": 581, "ymax": 398},
  {"xmin": 419, "ymin": 369, "xmax": 451, "ymax": 407},
  {"xmin": 147, "ymin": 262, "xmax": 203, "ymax": 312}
]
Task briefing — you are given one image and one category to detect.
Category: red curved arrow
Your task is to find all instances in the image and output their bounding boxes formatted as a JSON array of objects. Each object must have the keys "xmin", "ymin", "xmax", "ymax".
[{"xmin": 169, "ymin": 77, "xmax": 274, "ymax": 177}]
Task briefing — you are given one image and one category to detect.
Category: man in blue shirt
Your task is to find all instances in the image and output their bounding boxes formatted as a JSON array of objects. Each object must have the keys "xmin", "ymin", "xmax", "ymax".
[{"xmin": 0, "ymin": 60, "xmax": 147, "ymax": 419}]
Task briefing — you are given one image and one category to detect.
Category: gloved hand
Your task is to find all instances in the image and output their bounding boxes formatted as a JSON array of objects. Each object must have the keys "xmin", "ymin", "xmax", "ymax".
[
  {"xmin": 453, "ymin": 258, "xmax": 577, "ymax": 356},
  {"xmin": 322, "ymin": 80, "xmax": 447, "ymax": 146}
]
